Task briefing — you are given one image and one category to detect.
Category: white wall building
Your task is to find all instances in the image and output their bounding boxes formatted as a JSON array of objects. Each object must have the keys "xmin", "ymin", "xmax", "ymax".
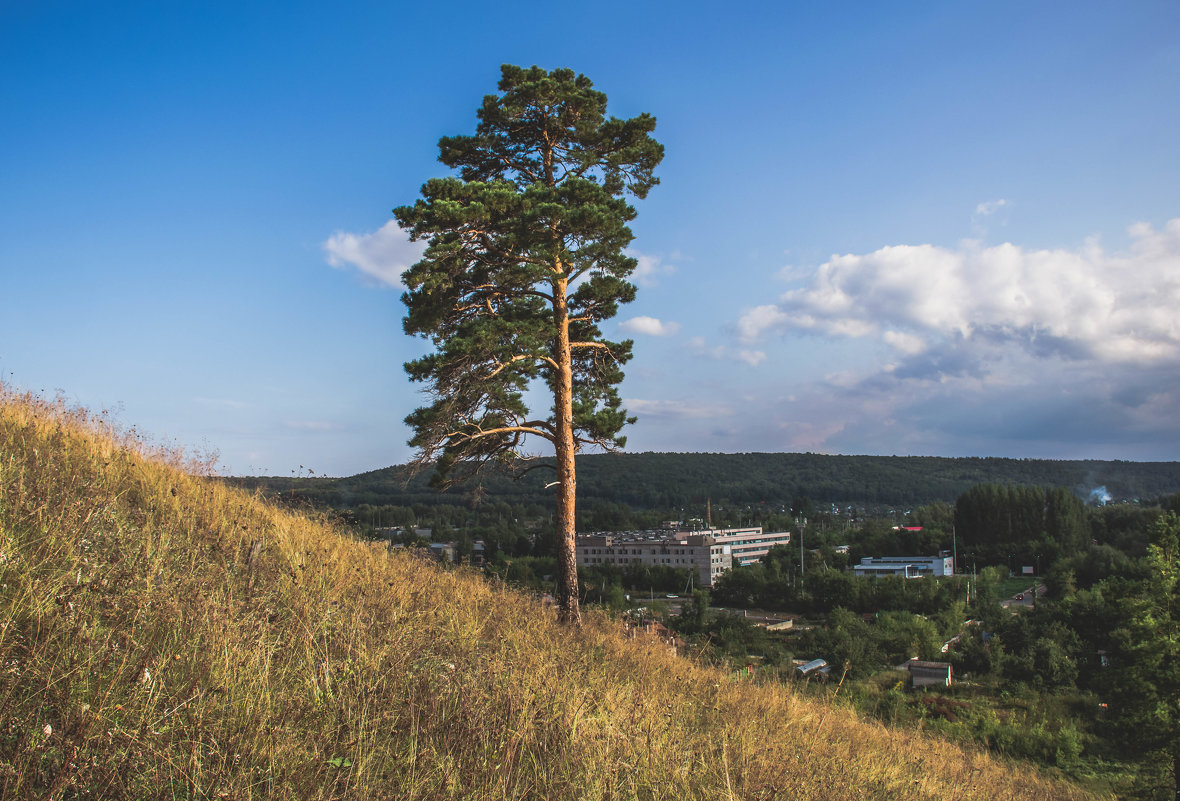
[
  {"xmin": 576, "ymin": 533, "xmax": 733, "ymax": 588},
  {"xmin": 672, "ymin": 527, "xmax": 792, "ymax": 567},
  {"xmin": 575, "ymin": 526, "xmax": 792, "ymax": 587},
  {"xmin": 853, "ymin": 553, "xmax": 954, "ymax": 578}
]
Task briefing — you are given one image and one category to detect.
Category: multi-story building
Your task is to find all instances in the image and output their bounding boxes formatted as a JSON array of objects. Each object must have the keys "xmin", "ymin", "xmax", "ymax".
[
  {"xmin": 575, "ymin": 526, "xmax": 792, "ymax": 587},
  {"xmin": 575, "ymin": 533, "xmax": 733, "ymax": 588},
  {"xmin": 672, "ymin": 527, "xmax": 792, "ymax": 567}
]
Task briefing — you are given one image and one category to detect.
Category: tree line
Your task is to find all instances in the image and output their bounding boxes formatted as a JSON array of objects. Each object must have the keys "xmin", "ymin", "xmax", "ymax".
[{"xmin": 227, "ymin": 452, "xmax": 1180, "ymax": 519}]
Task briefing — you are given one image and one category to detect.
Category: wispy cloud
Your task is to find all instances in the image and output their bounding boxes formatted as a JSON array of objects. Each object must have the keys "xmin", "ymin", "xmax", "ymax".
[
  {"xmin": 323, "ymin": 221, "xmax": 426, "ymax": 289},
  {"xmin": 620, "ymin": 316, "xmax": 680, "ymax": 336},
  {"xmin": 624, "ymin": 398, "xmax": 734, "ymax": 420},
  {"xmin": 627, "ymin": 249, "xmax": 676, "ymax": 287},
  {"xmin": 689, "ymin": 335, "xmax": 769, "ymax": 370},
  {"xmin": 283, "ymin": 420, "xmax": 345, "ymax": 432},
  {"xmin": 974, "ymin": 198, "xmax": 1008, "ymax": 216},
  {"xmin": 687, "ymin": 336, "xmax": 766, "ymax": 368},
  {"xmin": 737, "ymin": 349, "xmax": 766, "ymax": 367}
]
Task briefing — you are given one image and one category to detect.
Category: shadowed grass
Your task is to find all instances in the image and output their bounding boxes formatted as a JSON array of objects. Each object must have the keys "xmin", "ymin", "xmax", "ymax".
[{"xmin": 0, "ymin": 386, "xmax": 1102, "ymax": 800}]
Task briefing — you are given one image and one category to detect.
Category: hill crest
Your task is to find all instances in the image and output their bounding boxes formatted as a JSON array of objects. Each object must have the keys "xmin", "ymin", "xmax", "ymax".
[{"xmin": 0, "ymin": 388, "xmax": 1097, "ymax": 799}]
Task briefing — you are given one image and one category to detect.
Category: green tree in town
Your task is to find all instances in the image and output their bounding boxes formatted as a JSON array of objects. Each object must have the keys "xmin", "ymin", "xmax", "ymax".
[{"xmin": 395, "ymin": 65, "xmax": 663, "ymax": 625}]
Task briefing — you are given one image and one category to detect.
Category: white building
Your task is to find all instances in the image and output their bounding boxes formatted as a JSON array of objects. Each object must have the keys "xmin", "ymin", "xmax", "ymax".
[
  {"xmin": 575, "ymin": 526, "xmax": 792, "ymax": 587},
  {"xmin": 853, "ymin": 553, "xmax": 954, "ymax": 578},
  {"xmin": 671, "ymin": 527, "xmax": 792, "ymax": 567},
  {"xmin": 576, "ymin": 533, "xmax": 733, "ymax": 588}
]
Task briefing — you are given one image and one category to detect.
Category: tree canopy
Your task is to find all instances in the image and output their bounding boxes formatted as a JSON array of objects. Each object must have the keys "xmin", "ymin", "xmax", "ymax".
[{"xmin": 394, "ymin": 64, "xmax": 663, "ymax": 623}]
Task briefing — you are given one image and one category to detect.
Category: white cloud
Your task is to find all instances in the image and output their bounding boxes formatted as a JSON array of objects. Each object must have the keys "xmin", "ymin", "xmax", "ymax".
[
  {"xmin": 687, "ymin": 336, "xmax": 766, "ymax": 368},
  {"xmin": 628, "ymin": 249, "xmax": 676, "ymax": 287},
  {"xmin": 737, "ymin": 349, "xmax": 766, "ymax": 367},
  {"xmin": 323, "ymin": 221, "xmax": 426, "ymax": 289},
  {"xmin": 736, "ymin": 304, "xmax": 790, "ymax": 343},
  {"xmin": 620, "ymin": 316, "xmax": 680, "ymax": 336},
  {"xmin": 882, "ymin": 330, "xmax": 927, "ymax": 355},
  {"xmin": 687, "ymin": 336, "xmax": 726, "ymax": 359},
  {"xmin": 740, "ymin": 218, "xmax": 1180, "ymax": 368},
  {"xmin": 975, "ymin": 198, "xmax": 1008, "ymax": 216}
]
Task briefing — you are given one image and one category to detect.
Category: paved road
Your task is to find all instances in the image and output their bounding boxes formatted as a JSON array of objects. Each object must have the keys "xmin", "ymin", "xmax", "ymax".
[{"xmin": 1000, "ymin": 583, "xmax": 1046, "ymax": 609}]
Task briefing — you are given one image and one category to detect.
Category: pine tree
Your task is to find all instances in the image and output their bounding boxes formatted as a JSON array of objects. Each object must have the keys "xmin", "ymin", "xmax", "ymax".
[
  {"xmin": 1108, "ymin": 513, "xmax": 1180, "ymax": 798},
  {"xmin": 395, "ymin": 65, "xmax": 663, "ymax": 625}
]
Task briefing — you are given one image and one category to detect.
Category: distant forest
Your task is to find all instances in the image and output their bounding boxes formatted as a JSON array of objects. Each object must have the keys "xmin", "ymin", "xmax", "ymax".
[{"xmin": 228, "ymin": 452, "xmax": 1180, "ymax": 513}]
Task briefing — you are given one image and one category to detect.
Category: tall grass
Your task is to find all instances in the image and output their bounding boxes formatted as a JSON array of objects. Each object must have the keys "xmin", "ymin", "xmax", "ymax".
[{"xmin": 0, "ymin": 386, "xmax": 1102, "ymax": 800}]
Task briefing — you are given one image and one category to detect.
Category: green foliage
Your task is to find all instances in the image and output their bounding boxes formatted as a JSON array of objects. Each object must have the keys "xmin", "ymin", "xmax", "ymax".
[
  {"xmin": 791, "ymin": 607, "xmax": 944, "ymax": 679},
  {"xmin": 711, "ymin": 562, "xmax": 977, "ymax": 620},
  {"xmin": 954, "ymin": 484, "xmax": 1088, "ymax": 566},
  {"xmin": 1105, "ymin": 513, "xmax": 1180, "ymax": 793},
  {"xmin": 669, "ymin": 597, "xmax": 791, "ymax": 668},
  {"xmin": 675, "ymin": 589, "xmax": 711, "ymax": 634}
]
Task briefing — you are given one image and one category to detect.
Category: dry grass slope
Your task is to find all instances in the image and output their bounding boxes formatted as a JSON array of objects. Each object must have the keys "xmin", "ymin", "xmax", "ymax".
[{"xmin": 0, "ymin": 388, "xmax": 1103, "ymax": 800}]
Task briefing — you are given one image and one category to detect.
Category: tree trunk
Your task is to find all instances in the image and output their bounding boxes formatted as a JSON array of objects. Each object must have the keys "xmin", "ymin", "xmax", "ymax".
[
  {"xmin": 1173, "ymin": 743, "xmax": 1179, "ymax": 801},
  {"xmin": 553, "ymin": 276, "xmax": 581, "ymax": 626}
]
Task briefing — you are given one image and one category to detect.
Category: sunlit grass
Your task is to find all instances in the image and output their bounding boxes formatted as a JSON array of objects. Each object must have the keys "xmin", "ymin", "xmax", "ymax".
[{"xmin": 0, "ymin": 385, "xmax": 1102, "ymax": 799}]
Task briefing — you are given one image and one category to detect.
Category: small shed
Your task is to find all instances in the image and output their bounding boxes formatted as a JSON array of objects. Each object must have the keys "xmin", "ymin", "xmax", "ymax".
[{"xmin": 907, "ymin": 660, "xmax": 953, "ymax": 688}]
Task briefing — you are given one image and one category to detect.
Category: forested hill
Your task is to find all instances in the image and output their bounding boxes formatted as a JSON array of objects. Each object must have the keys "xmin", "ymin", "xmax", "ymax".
[{"xmin": 230, "ymin": 452, "xmax": 1180, "ymax": 511}]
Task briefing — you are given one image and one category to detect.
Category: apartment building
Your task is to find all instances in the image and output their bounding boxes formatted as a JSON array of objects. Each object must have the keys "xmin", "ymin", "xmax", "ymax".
[
  {"xmin": 575, "ymin": 526, "xmax": 791, "ymax": 586},
  {"xmin": 575, "ymin": 533, "xmax": 733, "ymax": 588},
  {"xmin": 672, "ymin": 527, "xmax": 792, "ymax": 567}
]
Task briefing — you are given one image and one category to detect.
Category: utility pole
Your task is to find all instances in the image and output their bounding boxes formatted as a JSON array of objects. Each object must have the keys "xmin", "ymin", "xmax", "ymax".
[{"xmin": 798, "ymin": 516, "xmax": 805, "ymax": 577}]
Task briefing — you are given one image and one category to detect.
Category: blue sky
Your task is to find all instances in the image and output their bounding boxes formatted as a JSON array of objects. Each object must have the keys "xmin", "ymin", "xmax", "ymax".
[{"xmin": 2, "ymin": 0, "xmax": 1178, "ymax": 476}]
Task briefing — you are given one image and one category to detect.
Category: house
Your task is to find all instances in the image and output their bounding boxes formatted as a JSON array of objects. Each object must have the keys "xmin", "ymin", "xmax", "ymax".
[{"xmin": 429, "ymin": 542, "xmax": 456, "ymax": 563}]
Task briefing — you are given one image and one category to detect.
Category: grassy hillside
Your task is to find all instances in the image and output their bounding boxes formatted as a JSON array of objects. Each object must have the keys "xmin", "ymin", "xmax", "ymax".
[{"xmin": 0, "ymin": 389, "xmax": 1101, "ymax": 800}]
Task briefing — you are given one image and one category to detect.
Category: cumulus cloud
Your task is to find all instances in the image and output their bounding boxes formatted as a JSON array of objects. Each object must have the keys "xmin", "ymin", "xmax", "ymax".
[
  {"xmin": 736, "ymin": 305, "xmax": 790, "ymax": 342},
  {"xmin": 739, "ymin": 218, "xmax": 1180, "ymax": 369},
  {"xmin": 323, "ymin": 221, "xmax": 426, "ymax": 289},
  {"xmin": 620, "ymin": 316, "xmax": 681, "ymax": 336},
  {"xmin": 701, "ymin": 218, "xmax": 1180, "ymax": 458}
]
